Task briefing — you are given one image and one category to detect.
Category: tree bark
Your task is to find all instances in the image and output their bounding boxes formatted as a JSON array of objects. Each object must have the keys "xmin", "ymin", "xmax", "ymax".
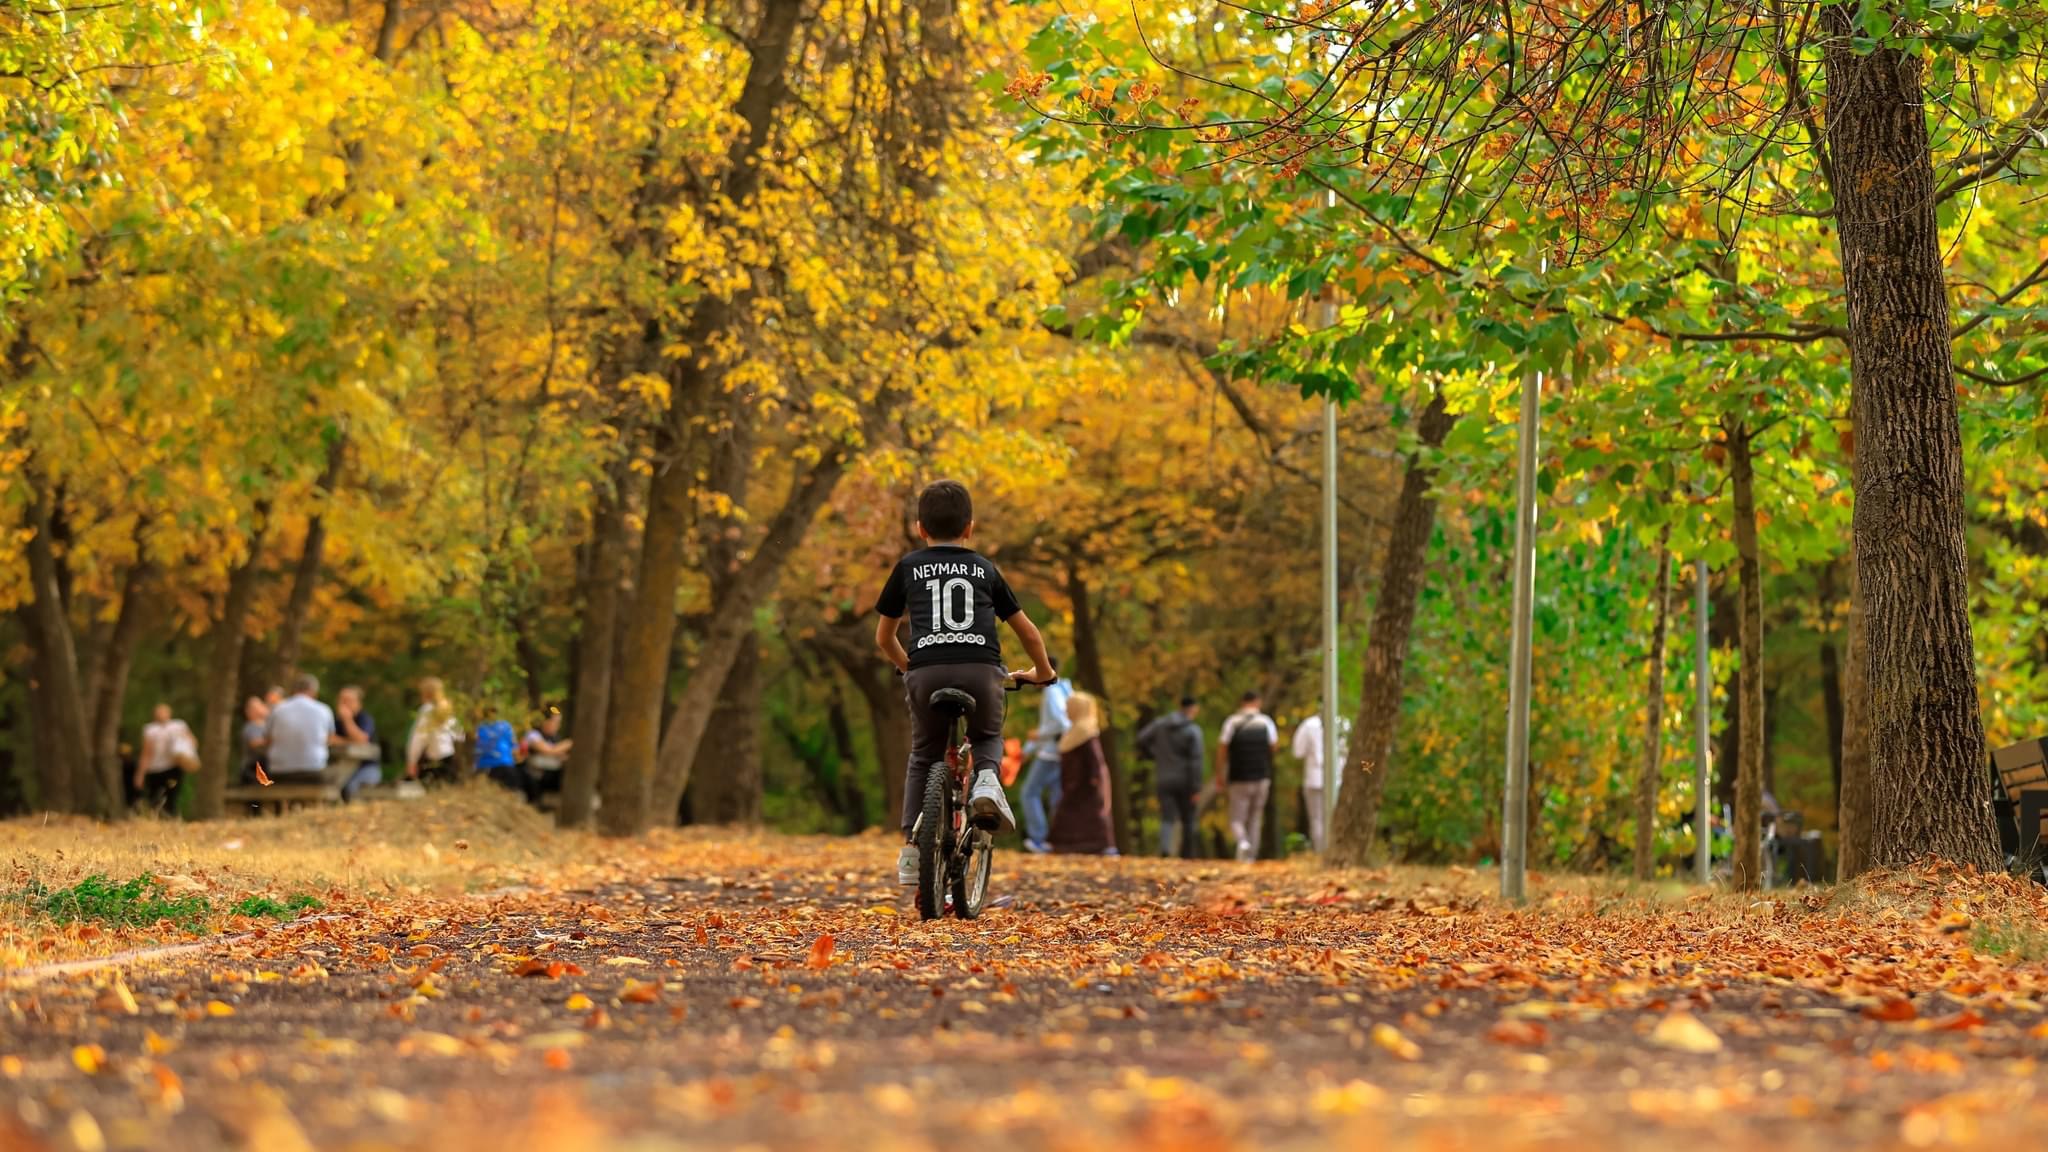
[
  {"xmin": 1328, "ymin": 389, "xmax": 1456, "ymax": 865},
  {"xmin": 686, "ymin": 636, "xmax": 763, "ymax": 825},
  {"xmin": 1838, "ymin": 561, "xmax": 1874, "ymax": 880},
  {"xmin": 1727, "ymin": 417, "xmax": 1766, "ymax": 891},
  {"xmin": 835, "ymin": 646, "xmax": 908, "ymax": 831},
  {"xmin": 194, "ymin": 513, "xmax": 269, "ymax": 820},
  {"xmin": 23, "ymin": 610, "xmax": 74, "ymax": 815},
  {"xmin": 558, "ymin": 477, "xmax": 627, "ymax": 829},
  {"xmin": 649, "ymin": 453, "xmax": 847, "ymax": 819},
  {"xmin": 24, "ymin": 485, "xmax": 107, "ymax": 816},
  {"xmin": 90, "ymin": 559, "xmax": 151, "ymax": 807},
  {"xmin": 826, "ymin": 691, "xmax": 870, "ymax": 833},
  {"xmin": 1818, "ymin": 560, "xmax": 1846, "ymax": 813},
  {"xmin": 1633, "ymin": 524, "xmax": 1673, "ymax": 881},
  {"xmin": 594, "ymin": 0, "xmax": 804, "ymax": 837},
  {"xmin": 1824, "ymin": 8, "xmax": 1996, "ymax": 870},
  {"xmin": 272, "ymin": 436, "xmax": 345, "ymax": 686}
]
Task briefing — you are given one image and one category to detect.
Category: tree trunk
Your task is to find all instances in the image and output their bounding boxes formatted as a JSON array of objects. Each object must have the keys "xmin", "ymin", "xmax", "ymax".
[
  {"xmin": 1066, "ymin": 561, "xmax": 1131, "ymax": 853},
  {"xmin": 1824, "ymin": 9, "xmax": 1996, "ymax": 870},
  {"xmin": 650, "ymin": 454, "xmax": 847, "ymax": 819},
  {"xmin": 1727, "ymin": 417, "xmax": 1766, "ymax": 891},
  {"xmin": 24, "ymin": 485, "xmax": 107, "ymax": 816},
  {"xmin": 685, "ymin": 635, "xmax": 763, "ymax": 825},
  {"xmin": 1838, "ymin": 562, "xmax": 1874, "ymax": 880},
  {"xmin": 1328, "ymin": 389, "xmax": 1456, "ymax": 865},
  {"xmin": 826, "ymin": 691, "xmax": 870, "ymax": 833},
  {"xmin": 194, "ymin": 515, "xmax": 269, "ymax": 820},
  {"xmin": 23, "ymin": 611, "xmax": 73, "ymax": 814},
  {"xmin": 90, "ymin": 560, "xmax": 151, "ymax": 806},
  {"xmin": 272, "ymin": 436, "xmax": 345, "ymax": 686},
  {"xmin": 1818, "ymin": 562, "xmax": 1846, "ymax": 813},
  {"xmin": 1633, "ymin": 524, "xmax": 1673, "ymax": 881},
  {"xmin": 558, "ymin": 478, "xmax": 627, "ymax": 829},
  {"xmin": 838, "ymin": 651, "xmax": 908, "ymax": 832},
  {"xmin": 594, "ymin": 0, "xmax": 804, "ymax": 837}
]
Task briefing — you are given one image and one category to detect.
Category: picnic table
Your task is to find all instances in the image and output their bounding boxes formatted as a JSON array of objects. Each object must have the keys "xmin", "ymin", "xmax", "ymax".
[
  {"xmin": 1993, "ymin": 737, "xmax": 2048, "ymax": 881},
  {"xmin": 222, "ymin": 742, "xmax": 381, "ymax": 816}
]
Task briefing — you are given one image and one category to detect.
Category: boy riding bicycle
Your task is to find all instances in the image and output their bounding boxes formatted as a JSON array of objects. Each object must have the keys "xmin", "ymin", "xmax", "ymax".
[{"xmin": 875, "ymin": 480, "xmax": 1054, "ymax": 886}]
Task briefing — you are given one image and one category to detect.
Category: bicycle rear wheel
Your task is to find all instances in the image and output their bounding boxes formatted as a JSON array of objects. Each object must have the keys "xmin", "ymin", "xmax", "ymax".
[
  {"xmin": 952, "ymin": 828, "xmax": 993, "ymax": 920},
  {"xmin": 914, "ymin": 764, "xmax": 948, "ymax": 921}
]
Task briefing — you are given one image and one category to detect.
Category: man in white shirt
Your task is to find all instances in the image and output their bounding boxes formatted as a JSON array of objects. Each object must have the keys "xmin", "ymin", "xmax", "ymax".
[
  {"xmin": 1216, "ymin": 692, "xmax": 1280, "ymax": 862},
  {"xmin": 266, "ymin": 674, "xmax": 340, "ymax": 778},
  {"xmin": 1291, "ymin": 712, "xmax": 1350, "ymax": 854}
]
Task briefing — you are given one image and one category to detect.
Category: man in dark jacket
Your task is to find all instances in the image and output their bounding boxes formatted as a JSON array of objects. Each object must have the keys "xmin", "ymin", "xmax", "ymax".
[{"xmin": 1138, "ymin": 696, "xmax": 1204, "ymax": 858}]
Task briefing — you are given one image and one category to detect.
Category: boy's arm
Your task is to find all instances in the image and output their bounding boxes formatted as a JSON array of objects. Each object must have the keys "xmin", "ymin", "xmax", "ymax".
[
  {"xmin": 1003, "ymin": 610, "xmax": 1053, "ymax": 683},
  {"xmin": 875, "ymin": 615, "xmax": 910, "ymax": 674}
]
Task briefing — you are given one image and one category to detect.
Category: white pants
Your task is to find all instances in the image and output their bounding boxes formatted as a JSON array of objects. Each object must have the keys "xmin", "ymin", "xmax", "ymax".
[
  {"xmin": 1304, "ymin": 785, "xmax": 1327, "ymax": 854},
  {"xmin": 1227, "ymin": 780, "xmax": 1270, "ymax": 861}
]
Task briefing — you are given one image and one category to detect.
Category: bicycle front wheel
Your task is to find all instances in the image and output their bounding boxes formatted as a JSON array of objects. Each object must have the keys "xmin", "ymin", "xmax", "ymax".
[
  {"xmin": 914, "ymin": 764, "xmax": 948, "ymax": 921},
  {"xmin": 953, "ymin": 828, "xmax": 993, "ymax": 920}
]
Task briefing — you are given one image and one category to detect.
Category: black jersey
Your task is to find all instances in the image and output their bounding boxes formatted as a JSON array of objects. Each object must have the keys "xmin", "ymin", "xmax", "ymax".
[{"xmin": 875, "ymin": 545, "xmax": 1021, "ymax": 669}]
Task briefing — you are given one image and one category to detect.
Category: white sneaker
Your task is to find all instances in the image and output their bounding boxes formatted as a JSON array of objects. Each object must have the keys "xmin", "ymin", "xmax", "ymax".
[
  {"xmin": 969, "ymin": 771, "xmax": 1017, "ymax": 833},
  {"xmin": 896, "ymin": 844, "xmax": 919, "ymax": 886},
  {"xmin": 1235, "ymin": 840, "xmax": 1255, "ymax": 863}
]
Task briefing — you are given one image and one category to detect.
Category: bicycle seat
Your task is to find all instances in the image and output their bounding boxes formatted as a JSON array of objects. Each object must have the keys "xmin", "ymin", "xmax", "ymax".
[{"xmin": 930, "ymin": 687, "xmax": 978, "ymax": 715}]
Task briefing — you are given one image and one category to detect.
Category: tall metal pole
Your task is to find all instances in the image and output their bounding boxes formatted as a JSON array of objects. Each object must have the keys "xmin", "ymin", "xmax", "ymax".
[
  {"xmin": 1321, "ymin": 394, "xmax": 1340, "ymax": 856},
  {"xmin": 1693, "ymin": 557, "xmax": 1714, "ymax": 882},
  {"xmin": 1500, "ymin": 368, "xmax": 1542, "ymax": 901}
]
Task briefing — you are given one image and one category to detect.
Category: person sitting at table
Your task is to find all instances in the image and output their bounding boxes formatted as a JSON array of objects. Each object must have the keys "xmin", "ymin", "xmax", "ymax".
[
  {"xmin": 335, "ymin": 685, "xmax": 383, "ymax": 801},
  {"xmin": 519, "ymin": 709, "xmax": 573, "ymax": 805}
]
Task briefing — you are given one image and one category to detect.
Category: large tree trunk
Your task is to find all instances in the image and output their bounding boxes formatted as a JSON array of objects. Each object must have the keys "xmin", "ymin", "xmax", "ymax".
[
  {"xmin": 1824, "ymin": 10, "xmax": 1996, "ymax": 870},
  {"xmin": 1838, "ymin": 562, "xmax": 1874, "ymax": 880},
  {"xmin": 686, "ymin": 636, "xmax": 763, "ymax": 825},
  {"xmin": 836, "ymin": 648, "xmax": 909, "ymax": 831},
  {"xmin": 90, "ymin": 560, "xmax": 151, "ymax": 807},
  {"xmin": 24, "ymin": 485, "xmax": 107, "ymax": 816},
  {"xmin": 1818, "ymin": 560, "xmax": 1846, "ymax": 813},
  {"xmin": 271, "ymin": 436, "xmax": 345, "ymax": 686},
  {"xmin": 650, "ymin": 455, "xmax": 847, "ymax": 819},
  {"xmin": 23, "ymin": 610, "xmax": 74, "ymax": 815},
  {"xmin": 1066, "ymin": 562, "xmax": 1132, "ymax": 853},
  {"xmin": 1328, "ymin": 389, "xmax": 1455, "ymax": 865},
  {"xmin": 593, "ymin": 0, "xmax": 804, "ymax": 837},
  {"xmin": 825, "ymin": 691, "xmax": 870, "ymax": 833},
  {"xmin": 1633, "ymin": 524, "xmax": 1673, "ymax": 881},
  {"xmin": 194, "ymin": 516, "xmax": 269, "ymax": 820},
  {"xmin": 558, "ymin": 477, "xmax": 627, "ymax": 829},
  {"xmin": 1727, "ymin": 417, "xmax": 1766, "ymax": 891}
]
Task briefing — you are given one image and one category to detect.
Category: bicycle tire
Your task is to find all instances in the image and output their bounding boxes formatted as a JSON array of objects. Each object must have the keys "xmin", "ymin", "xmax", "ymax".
[
  {"xmin": 914, "ymin": 764, "xmax": 948, "ymax": 921},
  {"xmin": 953, "ymin": 828, "xmax": 992, "ymax": 920}
]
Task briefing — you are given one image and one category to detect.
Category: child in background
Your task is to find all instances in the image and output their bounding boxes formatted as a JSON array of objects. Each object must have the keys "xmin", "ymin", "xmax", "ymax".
[{"xmin": 474, "ymin": 704, "xmax": 521, "ymax": 793}]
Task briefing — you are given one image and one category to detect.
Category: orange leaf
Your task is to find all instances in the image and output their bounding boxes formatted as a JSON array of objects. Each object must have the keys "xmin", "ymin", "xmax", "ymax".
[
  {"xmin": 254, "ymin": 766, "xmax": 272, "ymax": 786},
  {"xmin": 619, "ymin": 980, "xmax": 662, "ymax": 1005},
  {"xmin": 806, "ymin": 934, "xmax": 836, "ymax": 970},
  {"xmin": 1487, "ymin": 1019, "xmax": 1548, "ymax": 1047},
  {"xmin": 1929, "ymin": 1009, "xmax": 1984, "ymax": 1032},
  {"xmin": 1863, "ymin": 997, "xmax": 1918, "ymax": 1023}
]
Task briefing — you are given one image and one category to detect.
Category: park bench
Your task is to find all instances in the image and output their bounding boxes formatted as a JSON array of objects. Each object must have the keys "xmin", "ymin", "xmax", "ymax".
[
  {"xmin": 222, "ymin": 742, "xmax": 380, "ymax": 816},
  {"xmin": 1991, "ymin": 737, "xmax": 2048, "ymax": 881}
]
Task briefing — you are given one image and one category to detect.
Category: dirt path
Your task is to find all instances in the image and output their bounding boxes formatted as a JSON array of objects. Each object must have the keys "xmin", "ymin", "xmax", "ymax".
[{"xmin": 4, "ymin": 837, "xmax": 2046, "ymax": 1151}]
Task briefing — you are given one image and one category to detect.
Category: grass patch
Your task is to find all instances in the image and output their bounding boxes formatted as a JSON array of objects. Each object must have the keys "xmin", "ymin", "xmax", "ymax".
[
  {"xmin": 13, "ymin": 874, "xmax": 211, "ymax": 933},
  {"xmin": 229, "ymin": 893, "xmax": 324, "ymax": 920},
  {"xmin": 1972, "ymin": 918, "xmax": 2048, "ymax": 962}
]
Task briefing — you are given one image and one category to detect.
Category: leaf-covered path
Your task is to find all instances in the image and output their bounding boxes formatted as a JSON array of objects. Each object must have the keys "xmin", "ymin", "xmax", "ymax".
[{"xmin": 6, "ymin": 834, "xmax": 2048, "ymax": 1151}]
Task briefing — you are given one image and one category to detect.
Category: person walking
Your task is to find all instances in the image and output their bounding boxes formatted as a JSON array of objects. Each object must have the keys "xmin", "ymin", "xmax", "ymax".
[
  {"xmin": 1017, "ymin": 663, "xmax": 1072, "ymax": 854},
  {"xmin": 135, "ymin": 703, "xmax": 198, "ymax": 814},
  {"xmin": 1138, "ymin": 696, "xmax": 1204, "ymax": 858},
  {"xmin": 405, "ymin": 677, "xmax": 464, "ymax": 786},
  {"xmin": 1049, "ymin": 691, "xmax": 1117, "ymax": 855},
  {"xmin": 1215, "ymin": 691, "xmax": 1279, "ymax": 862},
  {"xmin": 1291, "ymin": 711, "xmax": 1350, "ymax": 854}
]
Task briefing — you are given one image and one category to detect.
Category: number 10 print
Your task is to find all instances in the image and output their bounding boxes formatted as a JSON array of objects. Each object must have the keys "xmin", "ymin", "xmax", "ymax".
[{"xmin": 926, "ymin": 578, "xmax": 973, "ymax": 631}]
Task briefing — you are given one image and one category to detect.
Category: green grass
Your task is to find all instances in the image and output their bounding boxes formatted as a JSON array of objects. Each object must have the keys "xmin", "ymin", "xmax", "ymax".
[
  {"xmin": 1972, "ymin": 918, "xmax": 2048, "ymax": 962},
  {"xmin": 14, "ymin": 874, "xmax": 212, "ymax": 933},
  {"xmin": 228, "ymin": 893, "xmax": 324, "ymax": 920},
  {"xmin": 8, "ymin": 874, "xmax": 324, "ymax": 936}
]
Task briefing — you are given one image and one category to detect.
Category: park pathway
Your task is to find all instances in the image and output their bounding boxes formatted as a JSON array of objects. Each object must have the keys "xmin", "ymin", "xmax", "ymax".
[{"xmin": 4, "ymin": 837, "xmax": 2047, "ymax": 1151}]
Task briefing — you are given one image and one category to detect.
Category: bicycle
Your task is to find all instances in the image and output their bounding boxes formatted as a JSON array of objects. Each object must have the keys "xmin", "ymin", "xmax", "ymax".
[{"xmin": 913, "ymin": 675, "xmax": 1046, "ymax": 921}]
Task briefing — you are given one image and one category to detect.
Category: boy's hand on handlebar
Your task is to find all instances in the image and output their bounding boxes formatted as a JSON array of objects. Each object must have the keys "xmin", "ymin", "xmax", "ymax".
[{"xmin": 1009, "ymin": 666, "xmax": 1055, "ymax": 687}]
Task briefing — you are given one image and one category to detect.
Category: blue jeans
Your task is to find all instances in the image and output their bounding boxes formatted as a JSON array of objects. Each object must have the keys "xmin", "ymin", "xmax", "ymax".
[{"xmin": 1020, "ymin": 755, "xmax": 1062, "ymax": 845}]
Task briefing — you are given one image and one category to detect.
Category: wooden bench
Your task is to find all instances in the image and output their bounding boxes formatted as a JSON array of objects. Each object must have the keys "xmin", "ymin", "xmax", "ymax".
[
  {"xmin": 224, "ymin": 743, "xmax": 379, "ymax": 816},
  {"xmin": 1991, "ymin": 737, "xmax": 2048, "ymax": 870}
]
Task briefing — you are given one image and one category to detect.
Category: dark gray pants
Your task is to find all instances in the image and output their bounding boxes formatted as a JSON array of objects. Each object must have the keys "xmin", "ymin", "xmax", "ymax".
[{"xmin": 901, "ymin": 663, "xmax": 1008, "ymax": 833}]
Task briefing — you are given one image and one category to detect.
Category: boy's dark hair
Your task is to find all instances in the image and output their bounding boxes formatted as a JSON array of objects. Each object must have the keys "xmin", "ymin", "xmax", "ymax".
[
  {"xmin": 917, "ymin": 479, "xmax": 973, "ymax": 541},
  {"xmin": 1240, "ymin": 690, "xmax": 1261, "ymax": 704},
  {"xmin": 1179, "ymin": 695, "xmax": 1199, "ymax": 710}
]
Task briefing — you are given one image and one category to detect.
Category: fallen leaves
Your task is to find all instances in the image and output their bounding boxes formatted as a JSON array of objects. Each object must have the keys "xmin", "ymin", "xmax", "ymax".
[
  {"xmin": 1864, "ymin": 997, "xmax": 1920, "ymax": 1023},
  {"xmin": 1648, "ymin": 1012, "xmax": 1723, "ymax": 1054},
  {"xmin": 806, "ymin": 933, "xmax": 836, "ymax": 969},
  {"xmin": 1487, "ymin": 1018, "xmax": 1549, "ymax": 1047},
  {"xmin": 1370, "ymin": 1023, "xmax": 1421, "ymax": 1061}
]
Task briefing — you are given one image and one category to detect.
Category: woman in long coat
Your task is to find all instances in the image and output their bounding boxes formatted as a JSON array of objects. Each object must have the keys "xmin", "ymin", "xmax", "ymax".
[{"xmin": 1049, "ymin": 691, "xmax": 1118, "ymax": 855}]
